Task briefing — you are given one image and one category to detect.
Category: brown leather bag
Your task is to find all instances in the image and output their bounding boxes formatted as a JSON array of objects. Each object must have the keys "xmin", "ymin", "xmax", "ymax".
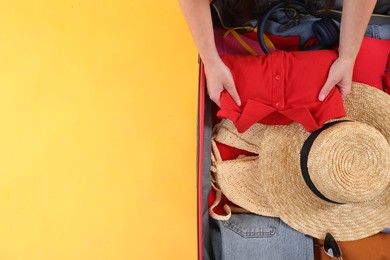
[{"xmin": 314, "ymin": 232, "xmax": 390, "ymax": 260}]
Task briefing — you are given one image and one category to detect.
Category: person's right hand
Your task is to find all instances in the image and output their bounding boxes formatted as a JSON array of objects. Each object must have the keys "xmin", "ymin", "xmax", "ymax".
[{"xmin": 204, "ymin": 58, "xmax": 241, "ymax": 107}]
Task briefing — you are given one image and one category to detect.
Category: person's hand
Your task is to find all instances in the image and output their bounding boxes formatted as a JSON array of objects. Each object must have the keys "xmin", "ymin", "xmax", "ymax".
[
  {"xmin": 318, "ymin": 57, "xmax": 355, "ymax": 101},
  {"xmin": 204, "ymin": 58, "xmax": 241, "ymax": 107}
]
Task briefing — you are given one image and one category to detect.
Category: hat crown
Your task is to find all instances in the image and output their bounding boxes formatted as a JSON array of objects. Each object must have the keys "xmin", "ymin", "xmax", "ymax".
[
  {"xmin": 214, "ymin": 82, "xmax": 390, "ymax": 241},
  {"xmin": 307, "ymin": 122, "xmax": 390, "ymax": 203}
]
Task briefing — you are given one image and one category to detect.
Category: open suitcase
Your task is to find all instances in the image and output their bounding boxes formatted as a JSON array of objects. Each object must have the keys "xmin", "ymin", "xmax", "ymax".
[
  {"xmin": 197, "ymin": 60, "xmax": 213, "ymax": 260},
  {"xmin": 196, "ymin": 1, "xmax": 390, "ymax": 260}
]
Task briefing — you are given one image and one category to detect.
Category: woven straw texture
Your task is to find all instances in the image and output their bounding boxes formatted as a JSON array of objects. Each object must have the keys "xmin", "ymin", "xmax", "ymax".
[
  {"xmin": 210, "ymin": 128, "xmax": 277, "ymax": 217},
  {"xmin": 214, "ymin": 156, "xmax": 277, "ymax": 217},
  {"xmin": 214, "ymin": 120, "xmax": 266, "ymax": 154},
  {"xmin": 258, "ymin": 121, "xmax": 390, "ymax": 241},
  {"xmin": 212, "ymin": 83, "xmax": 390, "ymax": 241}
]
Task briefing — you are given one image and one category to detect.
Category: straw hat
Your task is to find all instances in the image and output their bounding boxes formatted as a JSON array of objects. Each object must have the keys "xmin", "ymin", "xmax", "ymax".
[
  {"xmin": 211, "ymin": 126, "xmax": 277, "ymax": 218},
  {"xmin": 214, "ymin": 82, "xmax": 390, "ymax": 241}
]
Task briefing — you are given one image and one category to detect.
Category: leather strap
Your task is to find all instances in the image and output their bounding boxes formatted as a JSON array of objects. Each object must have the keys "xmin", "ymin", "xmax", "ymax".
[{"xmin": 323, "ymin": 9, "xmax": 390, "ymax": 25}]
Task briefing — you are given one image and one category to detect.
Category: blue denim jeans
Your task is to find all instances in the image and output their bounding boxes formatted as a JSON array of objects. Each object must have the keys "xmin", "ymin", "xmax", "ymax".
[
  {"xmin": 210, "ymin": 214, "xmax": 313, "ymax": 260},
  {"xmin": 265, "ymin": 10, "xmax": 323, "ymax": 48},
  {"xmin": 264, "ymin": 10, "xmax": 390, "ymax": 46},
  {"xmin": 365, "ymin": 24, "xmax": 390, "ymax": 40}
]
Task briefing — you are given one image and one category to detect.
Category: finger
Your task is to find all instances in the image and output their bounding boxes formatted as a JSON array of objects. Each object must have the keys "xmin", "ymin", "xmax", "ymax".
[
  {"xmin": 339, "ymin": 83, "xmax": 352, "ymax": 97},
  {"xmin": 318, "ymin": 78, "xmax": 337, "ymax": 101},
  {"xmin": 224, "ymin": 82, "xmax": 241, "ymax": 106},
  {"xmin": 208, "ymin": 89, "xmax": 221, "ymax": 107}
]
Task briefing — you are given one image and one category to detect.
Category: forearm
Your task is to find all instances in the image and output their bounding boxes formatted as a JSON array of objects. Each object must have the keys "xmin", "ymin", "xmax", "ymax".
[
  {"xmin": 178, "ymin": 0, "xmax": 220, "ymax": 65},
  {"xmin": 338, "ymin": 0, "xmax": 376, "ymax": 62}
]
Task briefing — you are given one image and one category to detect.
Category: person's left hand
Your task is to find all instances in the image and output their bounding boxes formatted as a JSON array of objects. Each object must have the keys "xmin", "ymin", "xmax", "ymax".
[{"xmin": 318, "ymin": 57, "xmax": 355, "ymax": 101}]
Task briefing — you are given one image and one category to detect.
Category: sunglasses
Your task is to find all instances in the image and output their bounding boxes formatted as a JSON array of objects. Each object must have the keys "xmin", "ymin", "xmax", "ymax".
[{"xmin": 315, "ymin": 233, "xmax": 343, "ymax": 259}]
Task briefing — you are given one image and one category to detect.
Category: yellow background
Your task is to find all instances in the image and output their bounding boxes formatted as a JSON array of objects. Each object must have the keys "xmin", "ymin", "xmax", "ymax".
[{"xmin": 0, "ymin": 0, "xmax": 198, "ymax": 259}]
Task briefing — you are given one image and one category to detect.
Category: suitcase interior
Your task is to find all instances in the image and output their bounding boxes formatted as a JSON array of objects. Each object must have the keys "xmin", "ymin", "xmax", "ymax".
[
  {"xmin": 197, "ymin": 61, "xmax": 214, "ymax": 260},
  {"xmin": 196, "ymin": 5, "xmax": 390, "ymax": 260}
]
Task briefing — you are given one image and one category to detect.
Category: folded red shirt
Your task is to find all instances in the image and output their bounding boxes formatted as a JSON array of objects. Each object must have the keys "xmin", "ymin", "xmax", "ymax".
[
  {"xmin": 353, "ymin": 37, "xmax": 390, "ymax": 91},
  {"xmin": 217, "ymin": 49, "xmax": 346, "ymax": 133},
  {"xmin": 265, "ymin": 32, "xmax": 301, "ymax": 52}
]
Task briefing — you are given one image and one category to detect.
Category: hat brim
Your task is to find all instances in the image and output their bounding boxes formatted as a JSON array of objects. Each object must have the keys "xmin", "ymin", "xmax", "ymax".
[
  {"xmin": 215, "ymin": 156, "xmax": 278, "ymax": 217},
  {"xmin": 258, "ymin": 122, "xmax": 390, "ymax": 241},
  {"xmin": 213, "ymin": 121, "xmax": 277, "ymax": 217},
  {"xmin": 343, "ymin": 83, "xmax": 390, "ymax": 144},
  {"xmin": 214, "ymin": 83, "xmax": 390, "ymax": 241}
]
